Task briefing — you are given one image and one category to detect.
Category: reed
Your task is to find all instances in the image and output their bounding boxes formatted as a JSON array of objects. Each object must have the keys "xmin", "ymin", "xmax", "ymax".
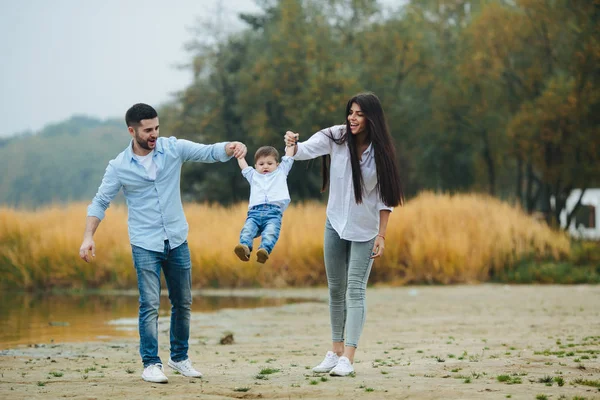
[{"xmin": 0, "ymin": 193, "xmax": 571, "ymax": 290}]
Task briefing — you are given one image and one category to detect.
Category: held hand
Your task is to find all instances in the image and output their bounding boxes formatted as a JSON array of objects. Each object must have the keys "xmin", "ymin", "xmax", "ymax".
[
  {"xmin": 79, "ymin": 238, "xmax": 96, "ymax": 263},
  {"xmin": 371, "ymin": 235, "xmax": 385, "ymax": 259},
  {"xmin": 227, "ymin": 142, "xmax": 247, "ymax": 159},
  {"xmin": 284, "ymin": 131, "xmax": 299, "ymax": 147}
]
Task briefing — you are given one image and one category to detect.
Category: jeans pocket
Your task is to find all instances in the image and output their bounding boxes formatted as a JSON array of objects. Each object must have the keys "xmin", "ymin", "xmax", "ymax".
[
  {"xmin": 169, "ymin": 242, "xmax": 192, "ymax": 270},
  {"xmin": 131, "ymin": 245, "xmax": 160, "ymax": 271}
]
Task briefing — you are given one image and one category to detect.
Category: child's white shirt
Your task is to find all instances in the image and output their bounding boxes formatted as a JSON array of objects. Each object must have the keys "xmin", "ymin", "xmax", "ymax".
[{"xmin": 242, "ymin": 156, "xmax": 294, "ymax": 211}]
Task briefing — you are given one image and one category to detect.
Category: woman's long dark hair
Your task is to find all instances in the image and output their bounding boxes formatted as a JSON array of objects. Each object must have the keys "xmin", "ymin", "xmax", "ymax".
[{"xmin": 321, "ymin": 92, "xmax": 404, "ymax": 207}]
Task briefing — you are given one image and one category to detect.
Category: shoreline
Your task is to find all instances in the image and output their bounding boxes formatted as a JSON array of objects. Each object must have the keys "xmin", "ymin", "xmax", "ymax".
[{"xmin": 1, "ymin": 285, "xmax": 599, "ymax": 399}]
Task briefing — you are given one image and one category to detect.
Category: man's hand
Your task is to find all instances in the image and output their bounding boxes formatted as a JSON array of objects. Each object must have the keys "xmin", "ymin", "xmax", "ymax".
[
  {"xmin": 79, "ymin": 237, "xmax": 96, "ymax": 263},
  {"xmin": 227, "ymin": 142, "xmax": 247, "ymax": 159}
]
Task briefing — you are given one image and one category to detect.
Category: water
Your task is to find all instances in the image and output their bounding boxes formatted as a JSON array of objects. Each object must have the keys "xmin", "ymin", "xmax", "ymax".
[{"xmin": 0, "ymin": 291, "xmax": 308, "ymax": 349}]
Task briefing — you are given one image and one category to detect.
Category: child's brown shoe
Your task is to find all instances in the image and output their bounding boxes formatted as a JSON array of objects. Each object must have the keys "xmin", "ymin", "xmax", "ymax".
[
  {"xmin": 234, "ymin": 244, "xmax": 250, "ymax": 261},
  {"xmin": 256, "ymin": 248, "xmax": 269, "ymax": 264}
]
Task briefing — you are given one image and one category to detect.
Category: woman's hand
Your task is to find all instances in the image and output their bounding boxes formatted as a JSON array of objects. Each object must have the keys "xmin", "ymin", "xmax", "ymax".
[
  {"xmin": 284, "ymin": 131, "xmax": 299, "ymax": 147},
  {"xmin": 371, "ymin": 235, "xmax": 385, "ymax": 259}
]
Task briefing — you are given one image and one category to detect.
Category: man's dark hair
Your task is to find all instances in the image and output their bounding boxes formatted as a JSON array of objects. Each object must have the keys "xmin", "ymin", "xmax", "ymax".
[
  {"xmin": 125, "ymin": 103, "xmax": 158, "ymax": 128},
  {"xmin": 254, "ymin": 146, "xmax": 279, "ymax": 163}
]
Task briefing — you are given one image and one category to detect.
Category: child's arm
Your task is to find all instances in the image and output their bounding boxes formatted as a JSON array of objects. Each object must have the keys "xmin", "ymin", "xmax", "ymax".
[
  {"xmin": 285, "ymin": 143, "xmax": 296, "ymax": 157},
  {"xmin": 237, "ymin": 157, "xmax": 249, "ymax": 170},
  {"xmin": 279, "ymin": 145, "xmax": 295, "ymax": 176},
  {"xmin": 239, "ymin": 157, "xmax": 255, "ymax": 184}
]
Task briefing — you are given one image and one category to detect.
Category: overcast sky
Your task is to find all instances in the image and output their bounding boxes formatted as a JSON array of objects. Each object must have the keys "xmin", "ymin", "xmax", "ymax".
[{"xmin": 0, "ymin": 0, "xmax": 260, "ymax": 137}]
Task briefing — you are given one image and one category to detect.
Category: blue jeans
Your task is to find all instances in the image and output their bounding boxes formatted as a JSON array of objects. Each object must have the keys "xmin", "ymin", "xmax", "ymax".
[
  {"xmin": 239, "ymin": 204, "xmax": 283, "ymax": 254},
  {"xmin": 131, "ymin": 240, "xmax": 192, "ymax": 367},
  {"xmin": 324, "ymin": 219, "xmax": 375, "ymax": 348}
]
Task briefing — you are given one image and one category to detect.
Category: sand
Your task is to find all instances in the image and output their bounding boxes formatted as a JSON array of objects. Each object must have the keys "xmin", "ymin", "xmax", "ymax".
[{"xmin": 1, "ymin": 285, "xmax": 599, "ymax": 400}]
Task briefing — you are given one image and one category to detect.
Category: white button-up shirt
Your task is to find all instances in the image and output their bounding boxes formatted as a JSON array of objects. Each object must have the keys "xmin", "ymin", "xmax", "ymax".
[
  {"xmin": 242, "ymin": 156, "xmax": 294, "ymax": 211},
  {"xmin": 293, "ymin": 125, "xmax": 392, "ymax": 242}
]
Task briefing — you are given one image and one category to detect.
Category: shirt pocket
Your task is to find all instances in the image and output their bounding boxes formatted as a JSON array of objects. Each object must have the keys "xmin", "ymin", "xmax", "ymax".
[{"xmin": 330, "ymin": 154, "xmax": 347, "ymax": 180}]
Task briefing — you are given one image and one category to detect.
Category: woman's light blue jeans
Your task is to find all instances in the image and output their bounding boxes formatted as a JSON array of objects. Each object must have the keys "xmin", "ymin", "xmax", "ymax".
[
  {"xmin": 131, "ymin": 240, "xmax": 192, "ymax": 367},
  {"xmin": 324, "ymin": 219, "xmax": 375, "ymax": 348}
]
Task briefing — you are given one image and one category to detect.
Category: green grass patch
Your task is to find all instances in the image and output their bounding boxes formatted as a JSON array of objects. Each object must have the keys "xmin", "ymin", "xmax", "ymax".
[
  {"xmin": 496, "ymin": 375, "xmax": 522, "ymax": 384},
  {"xmin": 572, "ymin": 378, "xmax": 600, "ymax": 388},
  {"xmin": 258, "ymin": 367, "xmax": 280, "ymax": 375},
  {"xmin": 493, "ymin": 241, "xmax": 600, "ymax": 284},
  {"xmin": 554, "ymin": 376, "xmax": 564, "ymax": 386}
]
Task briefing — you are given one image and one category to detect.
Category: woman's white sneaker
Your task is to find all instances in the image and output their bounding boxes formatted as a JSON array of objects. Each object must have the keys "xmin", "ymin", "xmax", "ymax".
[
  {"xmin": 168, "ymin": 358, "xmax": 203, "ymax": 378},
  {"xmin": 141, "ymin": 363, "xmax": 168, "ymax": 383},
  {"xmin": 312, "ymin": 351, "xmax": 340, "ymax": 373},
  {"xmin": 329, "ymin": 356, "xmax": 354, "ymax": 376}
]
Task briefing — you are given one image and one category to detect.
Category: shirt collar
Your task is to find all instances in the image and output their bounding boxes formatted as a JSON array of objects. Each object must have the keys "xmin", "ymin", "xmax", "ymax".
[
  {"xmin": 126, "ymin": 138, "xmax": 163, "ymax": 161},
  {"xmin": 155, "ymin": 137, "xmax": 164, "ymax": 154}
]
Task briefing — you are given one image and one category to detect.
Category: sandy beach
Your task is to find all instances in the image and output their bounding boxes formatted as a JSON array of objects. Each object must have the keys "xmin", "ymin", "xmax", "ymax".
[{"xmin": 1, "ymin": 285, "xmax": 599, "ymax": 400}]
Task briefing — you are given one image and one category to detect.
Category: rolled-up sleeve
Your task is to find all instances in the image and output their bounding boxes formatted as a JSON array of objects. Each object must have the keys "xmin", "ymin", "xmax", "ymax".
[
  {"xmin": 294, "ymin": 128, "xmax": 337, "ymax": 161},
  {"xmin": 87, "ymin": 163, "xmax": 122, "ymax": 220},
  {"xmin": 176, "ymin": 137, "xmax": 232, "ymax": 163},
  {"xmin": 379, "ymin": 203, "xmax": 393, "ymax": 212},
  {"xmin": 378, "ymin": 192, "xmax": 393, "ymax": 212}
]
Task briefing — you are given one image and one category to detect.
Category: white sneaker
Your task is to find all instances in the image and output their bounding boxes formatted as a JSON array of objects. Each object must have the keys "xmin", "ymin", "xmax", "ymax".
[
  {"xmin": 330, "ymin": 356, "xmax": 354, "ymax": 376},
  {"xmin": 168, "ymin": 358, "xmax": 203, "ymax": 378},
  {"xmin": 141, "ymin": 363, "xmax": 168, "ymax": 383},
  {"xmin": 312, "ymin": 351, "xmax": 340, "ymax": 373}
]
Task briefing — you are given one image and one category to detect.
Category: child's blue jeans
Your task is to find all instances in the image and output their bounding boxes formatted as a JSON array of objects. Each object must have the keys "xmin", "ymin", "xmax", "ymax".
[{"xmin": 239, "ymin": 204, "xmax": 283, "ymax": 254}]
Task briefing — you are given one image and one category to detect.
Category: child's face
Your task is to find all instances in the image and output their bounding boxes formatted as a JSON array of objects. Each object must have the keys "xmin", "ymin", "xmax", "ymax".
[{"xmin": 255, "ymin": 155, "xmax": 278, "ymax": 174}]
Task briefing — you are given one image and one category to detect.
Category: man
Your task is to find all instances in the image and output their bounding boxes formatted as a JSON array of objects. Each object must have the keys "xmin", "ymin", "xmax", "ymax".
[{"xmin": 78, "ymin": 103, "xmax": 246, "ymax": 383}]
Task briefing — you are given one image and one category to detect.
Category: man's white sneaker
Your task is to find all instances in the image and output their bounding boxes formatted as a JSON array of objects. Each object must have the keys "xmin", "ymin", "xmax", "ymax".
[
  {"xmin": 312, "ymin": 351, "xmax": 340, "ymax": 373},
  {"xmin": 330, "ymin": 356, "xmax": 354, "ymax": 376},
  {"xmin": 141, "ymin": 363, "xmax": 168, "ymax": 383},
  {"xmin": 168, "ymin": 358, "xmax": 203, "ymax": 378}
]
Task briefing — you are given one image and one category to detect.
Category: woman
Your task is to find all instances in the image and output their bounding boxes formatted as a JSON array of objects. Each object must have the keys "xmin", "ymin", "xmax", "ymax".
[{"xmin": 284, "ymin": 92, "xmax": 404, "ymax": 377}]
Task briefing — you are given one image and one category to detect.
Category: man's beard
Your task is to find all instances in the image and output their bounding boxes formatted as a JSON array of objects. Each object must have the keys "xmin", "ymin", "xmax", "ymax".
[{"xmin": 135, "ymin": 133, "xmax": 152, "ymax": 150}]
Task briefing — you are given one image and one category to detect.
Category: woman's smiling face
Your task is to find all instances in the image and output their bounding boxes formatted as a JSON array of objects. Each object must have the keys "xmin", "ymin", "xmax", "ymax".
[{"xmin": 348, "ymin": 102, "xmax": 366, "ymax": 135}]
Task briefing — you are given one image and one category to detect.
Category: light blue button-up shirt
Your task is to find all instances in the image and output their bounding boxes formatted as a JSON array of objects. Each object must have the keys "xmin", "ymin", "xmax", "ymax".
[{"xmin": 87, "ymin": 136, "xmax": 231, "ymax": 252}]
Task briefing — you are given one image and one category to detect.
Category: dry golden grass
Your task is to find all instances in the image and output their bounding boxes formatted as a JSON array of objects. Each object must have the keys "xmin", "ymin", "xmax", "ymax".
[{"xmin": 0, "ymin": 193, "xmax": 570, "ymax": 290}]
